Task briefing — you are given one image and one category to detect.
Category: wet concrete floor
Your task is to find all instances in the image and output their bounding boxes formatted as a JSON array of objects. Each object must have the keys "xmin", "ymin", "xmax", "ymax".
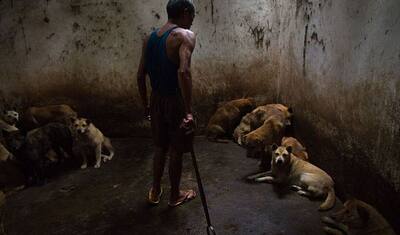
[{"xmin": 2, "ymin": 137, "xmax": 341, "ymax": 235}]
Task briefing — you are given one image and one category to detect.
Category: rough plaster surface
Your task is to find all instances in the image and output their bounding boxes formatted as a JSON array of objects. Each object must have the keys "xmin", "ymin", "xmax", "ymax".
[{"xmin": 0, "ymin": 0, "xmax": 399, "ymax": 232}]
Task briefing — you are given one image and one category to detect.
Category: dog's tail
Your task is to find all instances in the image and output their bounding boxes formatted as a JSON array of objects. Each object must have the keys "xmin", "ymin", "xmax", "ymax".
[
  {"xmin": 319, "ymin": 187, "xmax": 335, "ymax": 211},
  {"xmin": 102, "ymin": 137, "xmax": 114, "ymax": 161}
]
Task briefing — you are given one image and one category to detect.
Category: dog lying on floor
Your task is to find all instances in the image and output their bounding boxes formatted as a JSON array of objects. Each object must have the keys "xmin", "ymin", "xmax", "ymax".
[
  {"xmin": 322, "ymin": 199, "xmax": 396, "ymax": 235},
  {"xmin": 241, "ymin": 115, "xmax": 285, "ymax": 159},
  {"xmin": 248, "ymin": 144, "xmax": 335, "ymax": 211},
  {"xmin": 259, "ymin": 136, "xmax": 309, "ymax": 171},
  {"xmin": 69, "ymin": 117, "xmax": 114, "ymax": 169},
  {"xmin": 234, "ymin": 104, "xmax": 293, "ymax": 145},
  {"xmin": 21, "ymin": 104, "xmax": 77, "ymax": 131},
  {"xmin": 206, "ymin": 98, "xmax": 256, "ymax": 143},
  {"xmin": 6, "ymin": 123, "xmax": 74, "ymax": 185}
]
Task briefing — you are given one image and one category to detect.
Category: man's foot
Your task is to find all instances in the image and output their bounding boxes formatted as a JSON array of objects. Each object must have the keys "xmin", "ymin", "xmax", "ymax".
[
  {"xmin": 148, "ymin": 187, "xmax": 163, "ymax": 205},
  {"xmin": 168, "ymin": 189, "xmax": 196, "ymax": 207}
]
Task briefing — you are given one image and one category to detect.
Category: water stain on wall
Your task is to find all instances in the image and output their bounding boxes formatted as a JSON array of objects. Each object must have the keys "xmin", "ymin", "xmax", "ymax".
[
  {"xmin": 248, "ymin": 24, "xmax": 265, "ymax": 49},
  {"xmin": 310, "ymin": 31, "xmax": 325, "ymax": 51}
]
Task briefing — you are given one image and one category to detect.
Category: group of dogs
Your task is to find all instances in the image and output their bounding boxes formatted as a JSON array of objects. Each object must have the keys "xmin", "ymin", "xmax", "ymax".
[
  {"xmin": 206, "ymin": 98, "xmax": 396, "ymax": 235},
  {"xmin": 0, "ymin": 104, "xmax": 114, "ymax": 186},
  {"xmin": 0, "ymin": 100, "xmax": 396, "ymax": 234}
]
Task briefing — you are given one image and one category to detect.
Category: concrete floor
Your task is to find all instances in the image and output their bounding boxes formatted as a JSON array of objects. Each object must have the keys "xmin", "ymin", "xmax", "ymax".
[{"xmin": 2, "ymin": 137, "xmax": 341, "ymax": 235}]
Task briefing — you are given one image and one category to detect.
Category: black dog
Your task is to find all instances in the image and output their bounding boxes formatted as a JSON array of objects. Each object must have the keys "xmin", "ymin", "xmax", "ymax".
[{"xmin": 3, "ymin": 123, "xmax": 74, "ymax": 185}]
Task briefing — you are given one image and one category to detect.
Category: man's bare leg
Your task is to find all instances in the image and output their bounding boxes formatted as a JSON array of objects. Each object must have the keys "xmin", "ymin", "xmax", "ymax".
[
  {"xmin": 149, "ymin": 146, "xmax": 168, "ymax": 202},
  {"xmin": 169, "ymin": 148, "xmax": 196, "ymax": 206},
  {"xmin": 153, "ymin": 147, "xmax": 168, "ymax": 192}
]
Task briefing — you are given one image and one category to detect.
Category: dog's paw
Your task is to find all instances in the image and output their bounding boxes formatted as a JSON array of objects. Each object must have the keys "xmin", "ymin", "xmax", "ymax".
[
  {"xmin": 94, "ymin": 163, "xmax": 101, "ymax": 168},
  {"xmin": 80, "ymin": 164, "xmax": 87, "ymax": 169},
  {"xmin": 297, "ymin": 190, "xmax": 310, "ymax": 197},
  {"xmin": 290, "ymin": 185, "xmax": 302, "ymax": 191},
  {"xmin": 101, "ymin": 154, "xmax": 112, "ymax": 162},
  {"xmin": 255, "ymin": 176, "xmax": 274, "ymax": 183}
]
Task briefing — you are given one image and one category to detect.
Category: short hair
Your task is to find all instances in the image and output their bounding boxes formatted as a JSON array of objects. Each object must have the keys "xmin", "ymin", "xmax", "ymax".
[{"xmin": 167, "ymin": 0, "xmax": 195, "ymax": 19}]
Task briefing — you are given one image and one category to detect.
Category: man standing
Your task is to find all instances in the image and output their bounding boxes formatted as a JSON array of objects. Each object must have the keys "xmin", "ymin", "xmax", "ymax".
[{"xmin": 137, "ymin": 0, "xmax": 197, "ymax": 207}]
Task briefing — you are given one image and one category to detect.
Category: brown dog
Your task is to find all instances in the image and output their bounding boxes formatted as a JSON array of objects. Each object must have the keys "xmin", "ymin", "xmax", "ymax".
[
  {"xmin": 242, "ymin": 115, "xmax": 285, "ymax": 158},
  {"xmin": 206, "ymin": 98, "xmax": 255, "ymax": 142},
  {"xmin": 22, "ymin": 104, "xmax": 77, "ymax": 131},
  {"xmin": 281, "ymin": 137, "xmax": 309, "ymax": 161},
  {"xmin": 234, "ymin": 104, "xmax": 293, "ymax": 145},
  {"xmin": 322, "ymin": 199, "xmax": 396, "ymax": 235}
]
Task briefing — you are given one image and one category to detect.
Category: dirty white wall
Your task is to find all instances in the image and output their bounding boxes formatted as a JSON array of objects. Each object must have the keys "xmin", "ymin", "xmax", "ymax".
[{"xmin": 1, "ymin": 0, "xmax": 399, "ymax": 231}]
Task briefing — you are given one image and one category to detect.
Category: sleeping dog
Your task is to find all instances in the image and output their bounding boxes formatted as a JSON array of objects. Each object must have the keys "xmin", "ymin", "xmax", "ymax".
[
  {"xmin": 206, "ymin": 98, "xmax": 256, "ymax": 143},
  {"xmin": 241, "ymin": 115, "xmax": 285, "ymax": 159},
  {"xmin": 322, "ymin": 199, "xmax": 395, "ymax": 235},
  {"xmin": 5, "ymin": 123, "xmax": 73, "ymax": 185},
  {"xmin": 21, "ymin": 104, "xmax": 77, "ymax": 131},
  {"xmin": 234, "ymin": 104, "xmax": 293, "ymax": 145}
]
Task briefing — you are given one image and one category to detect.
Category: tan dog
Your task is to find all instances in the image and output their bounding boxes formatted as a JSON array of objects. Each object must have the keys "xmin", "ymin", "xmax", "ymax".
[
  {"xmin": 249, "ymin": 144, "xmax": 335, "ymax": 211},
  {"xmin": 322, "ymin": 199, "xmax": 396, "ymax": 235},
  {"xmin": 242, "ymin": 116, "xmax": 285, "ymax": 158},
  {"xmin": 234, "ymin": 104, "xmax": 293, "ymax": 145},
  {"xmin": 70, "ymin": 117, "xmax": 114, "ymax": 169},
  {"xmin": 23, "ymin": 104, "xmax": 77, "ymax": 131},
  {"xmin": 281, "ymin": 137, "xmax": 309, "ymax": 161},
  {"xmin": 206, "ymin": 98, "xmax": 255, "ymax": 142}
]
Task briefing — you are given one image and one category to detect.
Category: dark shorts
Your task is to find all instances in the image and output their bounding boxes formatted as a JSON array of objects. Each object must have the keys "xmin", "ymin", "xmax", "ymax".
[{"xmin": 150, "ymin": 92, "xmax": 193, "ymax": 153}]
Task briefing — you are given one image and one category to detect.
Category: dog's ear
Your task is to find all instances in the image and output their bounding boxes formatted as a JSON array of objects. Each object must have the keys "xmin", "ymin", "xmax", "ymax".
[
  {"xmin": 357, "ymin": 205, "xmax": 370, "ymax": 223},
  {"xmin": 85, "ymin": 119, "xmax": 92, "ymax": 125},
  {"xmin": 286, "ymin": 146, "xmax": 292, "ymax": 153},
  {"xmin": 271, "ymin": 143, "xmax": 278, "ymax": 151},
  {"xmin": 288, "ymin": 107, "xmax": 293, "ymax": 114},
  {"xmin": 69, "ymin": 116, "xmax": 77, "ymax": 124}
]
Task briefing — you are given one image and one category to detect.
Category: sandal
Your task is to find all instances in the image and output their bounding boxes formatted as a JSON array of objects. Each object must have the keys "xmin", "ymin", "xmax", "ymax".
[
  {"xmin": 148, "ymin": 188, "xmax": 163, "ymax": 205},
  {"xmin": 168, "ymin": 189, "xmax": 197, "ymax": 207}
]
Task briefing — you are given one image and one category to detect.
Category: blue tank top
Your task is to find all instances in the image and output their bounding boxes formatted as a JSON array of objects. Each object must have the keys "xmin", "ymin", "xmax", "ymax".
[{"xmin": 145, "ymin": 26, "xmax": 180, "ymax": 95}]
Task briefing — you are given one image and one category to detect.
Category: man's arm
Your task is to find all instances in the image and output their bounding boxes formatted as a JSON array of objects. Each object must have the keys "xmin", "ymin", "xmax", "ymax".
[
  {"xmin": 137, "ymin": 36, "xmax": 150, "ymax": 118},
  {"xmin": 178, "ymin": 30, "xmax": 196, "ymax": 116}
]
